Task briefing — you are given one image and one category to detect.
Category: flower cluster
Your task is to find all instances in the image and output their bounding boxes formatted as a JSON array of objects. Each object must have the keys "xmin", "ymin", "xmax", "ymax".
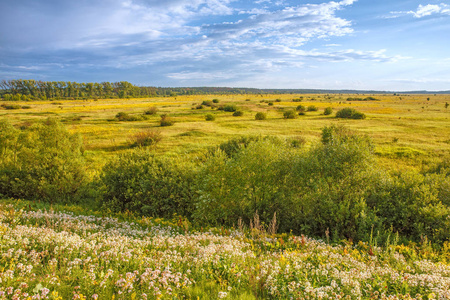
[{"xmin": 1, "ymin": 205, "xmax": 450, "ymax": 299}]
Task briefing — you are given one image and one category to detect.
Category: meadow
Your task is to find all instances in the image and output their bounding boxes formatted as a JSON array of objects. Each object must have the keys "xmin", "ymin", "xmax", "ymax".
[
  {"xmin": 1, "ymin": 93, "xmax": 449, "ymax": 170},
  {"xmin": 1, "ymin": 93, "xmax": 450, "ymax": 299}
]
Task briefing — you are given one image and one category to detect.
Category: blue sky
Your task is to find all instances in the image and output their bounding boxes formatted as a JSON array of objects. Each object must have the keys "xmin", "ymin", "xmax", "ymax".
[{"xmin": 1, "ymin": 0, "xmax": 450, "ymax": 91}]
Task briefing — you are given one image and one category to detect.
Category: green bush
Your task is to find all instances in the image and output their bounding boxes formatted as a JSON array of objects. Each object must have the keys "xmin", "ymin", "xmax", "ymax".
[
  {"xmin": 116, "ymin": 112, "xmax": 141, "ymax": 121},
  {"xmin": 223, "ymin": 104, "xmax": 238, "ymax": 112},
  {"xmin": 160, "ymin": 115, "xmax": 175, "ymax": 126},
  {"xmin": 307, "ymin": 105, "xmax": 318, "ymax": 112},
  {"xmin": 283, "ymin": 110, "xmax": 297, "ymax": 119},
  {"xmin": 196, "ymin": 139, "xmax": 295, "ymax": 226},
  {"xmin": 144, "ymin": 107, "xmax": 158, "ymax": 115},
  {"xmin": 99, "ymin": 150, "xmax": 196, "ymax": 218},
  {"xmin": 201, "ymin": 100, "xmax": 213, "ymax": 107},
  {"xmin": 205, "ymin": 114, "xmax": 215, "ymax": 121},
  {"xmin": 232, "ymin": 111, "xmax": 244, "ymax": 117},
  {"xmin": 0, "ymin": 118, "xmax": 87, "ymax": 203},
  {"xmin": 130, "ymin": 130, "xmax": 162, "ymax": 147},
  {"xmin": 215, "ymin": 135, "xmax": 273, "ymax": 158},
  {"xmin": 255, "ymin": 112, "xmax": 267, "ymax": 120},
  {"xmin": 196, "ymin": 126, "xmax": 382, "ymax": 241},
  {"xmin": 296, "ymin": 105, "xmax": 306, "ymax": 112},
  {"xmin": 323, "ymin": 107, "xmax": 333, "ymax": 115},
  {"xmin": 212, "ymin": 99, "xmax": 219, "ymax": 103},
  {"xmin": 1, "ymin": 104, "xmax": 21, "ymax": 110},
  {"xmin": 336, "ymin": 108, "xmax": 366, "ymax": 119}
]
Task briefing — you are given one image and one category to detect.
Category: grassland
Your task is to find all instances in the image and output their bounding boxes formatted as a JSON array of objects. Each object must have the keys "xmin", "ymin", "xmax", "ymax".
[{"xmin": 1, "ymin": 93, "xmax": 449, "ymax": 170}]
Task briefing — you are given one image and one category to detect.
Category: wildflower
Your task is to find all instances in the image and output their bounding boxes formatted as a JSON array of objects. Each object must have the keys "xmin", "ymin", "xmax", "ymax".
[{"xmin": 218, "ymin": 291, "xmax": 228, "ymax": 299}]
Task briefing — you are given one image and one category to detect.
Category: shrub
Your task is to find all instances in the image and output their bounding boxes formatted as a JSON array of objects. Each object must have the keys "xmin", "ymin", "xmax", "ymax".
[
  {"xmin": 336, "ymin": 108, "xmax": 366, "ymax": 119},
  {"xmin": 289, "ymin": 136, "xmax": 307, "ymax": 148},
  {"xmin": 212, "ymin": 99, "xmax": 219, "ymax": 103},
  {"xmin": 268, "ymin": 102, "xmax": 274, "ymax": 106},
  {"xmin": 99, "ymin": 150, "xmax": 196, "ymax": 218},
  {"xmin": 283, "ymin": 110, "xmax": 297, "ymax": 119},
  {"xmin": 232, "ymin": 111, "xmax": 244, "ymax": 117},
  {"xmin": 131, "ymin": 130, "xmax": 162, "ymax": 147},
  {"xmin": 144, "ymin": 106, "xmax": 158, "ymax": 115},
  {"xmin": 0, "ymin": 118, "xmax": 87, "ymax": 203},
  {"xmin": 1, "ymin": 104, "xmax": 21, "ymax": 110},
  {"xmin": 196, "ymin": 139, "xmax": 294, "ymax": 226},
  {"xmin": 115, "ymin": 112, "xmax": 140, "ymax": 121},
  {"xmin": 216, "ymin": 135, "xmax": 272, "ymax": 158},
  {"xmin": 160, "ymin": 114, "xmax": 175, "ymax": 126},
  {"xmin": 196, "ymin": 105, "xmax": 204, "ymax": 109},
  {"xmin": 255, "ymin": 112, "xmax": 267, "ymax": 120},
  {"xmin": 323, "ymin": 107, "xmax": 333, "ymax": 115},
  {"xmin": 223, "ymin": 104, "xmax": 238, "ymax": 112},
  {"xmin": 307, "ymin": 105, "xmax": 318, "ymax": 112},
  {"xmin": 296, "ymin": 105, "xmax": 306, "ymax": 112},
  {"xmin": 205, "ymin": 114, "xmax": 215, "ymax": 121},
  {"xmin": 202, "ymin": 100, "xmax": 213, "ymax": 107}
]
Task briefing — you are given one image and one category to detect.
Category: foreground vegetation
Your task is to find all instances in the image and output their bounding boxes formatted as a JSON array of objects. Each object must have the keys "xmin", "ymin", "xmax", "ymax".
[
  {"xmin": 1, "ymin": 118, "xmax": 449, "ymax": 246},
  {"xmin": 1, "ymin": 200, "xmax": 450, "ymax": 299}
]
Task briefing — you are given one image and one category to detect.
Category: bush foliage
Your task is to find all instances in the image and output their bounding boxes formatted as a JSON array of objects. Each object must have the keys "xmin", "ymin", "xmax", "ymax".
[
  {"xmin": 99, "ymin": 151, "xmax": 196, "ymax": 218},
  {"xmin": 0, "ymin": 118, "xmax": 87, "ymax": 202},
  {"xmin": 1, "ymin": 119, "xmax": 449, "ymax": 245},
  {"xmin": 336, "ymin": 107, "xmax": 366, "ymax": 119}
]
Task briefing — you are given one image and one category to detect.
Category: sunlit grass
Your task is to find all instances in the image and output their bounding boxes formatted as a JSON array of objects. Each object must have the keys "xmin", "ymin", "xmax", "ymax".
[{"xmin": 1, "ymin": 93, "xmax": 449, "ymax": 170}]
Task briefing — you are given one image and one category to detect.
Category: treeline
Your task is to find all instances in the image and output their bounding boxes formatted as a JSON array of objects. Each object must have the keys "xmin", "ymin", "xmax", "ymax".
[
  {"xmin": 0, "ymin": 80, "xmax": 159, "ymax": 100},
  {"xmin": 1, "ymin": 118, "xmax": 449, "ymax": 245},
  {"xmin": 3, "ymin": 79, "xmax": 430, "ymax": 101},
  {"xmin": 0, "ymin": 80, "xmax": 268, "ymax": 100}
]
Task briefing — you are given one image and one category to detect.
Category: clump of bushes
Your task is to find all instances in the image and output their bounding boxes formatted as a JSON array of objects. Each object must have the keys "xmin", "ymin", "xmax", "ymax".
[
  {"xmin": 336, "ymin": 108, "xmax": 366, "ymax": 119},
  {"xmin": 283, "ymin": 110, "xmax": 297, "ymax": 119},
  {"xmin": 323, "ymin": 107, "xmax": 333, "ymax": 115},
  {"xmin": 347, "ymin": 97, "xmax": 378, "ymax": 101},
  {"xmin": 223, "ymin": 104, "xmax": 238, "ymax": 112},
  {"xmin": 99, "ymin": 151, "xmax": 196, "ymax": 218},
  {"xmin": 115, "ymin": 112, "xmax": 143, "ymax": 121},
  {"xmin": 205, "ymin": 114, "xmax": 215, "ymax": 121},
  {"xmin": 233, "ymin": 111, "xmax": 244, "ymax": 117},
  {"xmin": 0, "ymin": 118, "xmax": 88, "ymax": 202},
  {"xmin": 201, "ymin": 100, "xmax": 215, "ymax": 107},
  {"xmin": 131, "ymin": 130, "xmax": 162, "ymax": 147},
  {"xmin": 307, "ymin": 105, "xmax": 318, "ymax": 112},
  {"xmin": 296, "ymin": 105, "xmax": 306, "ymax": 112},
  {"xmin": 160, "ymin": 114, "xmax": 175, "ymax": 126},
  {"xmin": 255, "ymin": 112, "xmax": 267, "ymax": 120},
  {"xmin": 1, "ymin": 104, "xmax": 22, "ymax": 110},
  {"xmin": 144, "ymin": 107, "xmax": 158, "ymax": 115}
]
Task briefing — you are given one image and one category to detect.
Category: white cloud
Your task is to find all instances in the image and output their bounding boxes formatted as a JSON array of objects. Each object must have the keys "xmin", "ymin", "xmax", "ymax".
[
  {"xmin": 411, "ymin": 4, "xmax": 443, "ymax": 18},
  {"xmin": 390, "ymin": 3, "xmax": 450, "ymax": 18}
]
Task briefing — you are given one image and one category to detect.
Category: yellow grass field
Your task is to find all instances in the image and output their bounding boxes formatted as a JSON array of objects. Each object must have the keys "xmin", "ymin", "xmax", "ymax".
[{"xmin": 1, "ymin": 93, "xmax": 449, "ymax": 170}]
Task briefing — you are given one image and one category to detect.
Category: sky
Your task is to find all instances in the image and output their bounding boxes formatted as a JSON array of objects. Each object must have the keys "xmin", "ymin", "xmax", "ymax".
[{"xmin": 1, "ymin": 0, "xmax": 450, "ymax": 91}]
